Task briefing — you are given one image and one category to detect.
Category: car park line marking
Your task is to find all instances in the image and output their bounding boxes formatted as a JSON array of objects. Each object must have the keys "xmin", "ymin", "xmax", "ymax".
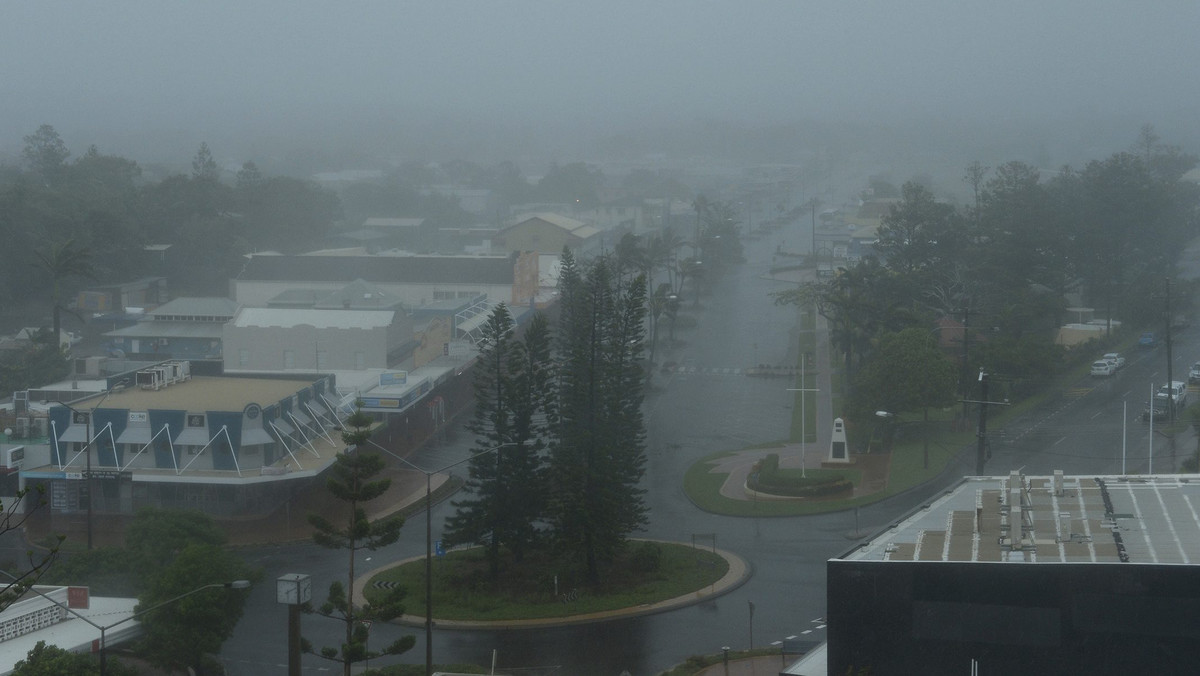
[
  {"xmin": 1090, "ymin": 410, "xmax": 1104, "ymax": 419},
  {"xmin": 1053, "ymin": 436, "xmax": 1067, "ymax": 446}
]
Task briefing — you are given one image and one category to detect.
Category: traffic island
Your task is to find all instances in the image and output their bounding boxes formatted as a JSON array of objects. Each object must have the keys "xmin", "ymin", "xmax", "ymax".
[{"xmin": 354, "ymin": 540, "xmax": 750, "ymax": 629}]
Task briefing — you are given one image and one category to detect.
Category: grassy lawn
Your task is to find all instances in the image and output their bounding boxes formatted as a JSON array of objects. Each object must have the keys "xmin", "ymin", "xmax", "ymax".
[{"xmin": 364, "ymin": 541, "xmax": 728, "ymax": 621}]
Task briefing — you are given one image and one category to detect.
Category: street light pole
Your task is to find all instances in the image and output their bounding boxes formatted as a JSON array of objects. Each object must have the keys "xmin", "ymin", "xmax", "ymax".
[{"xmin": 365, "ymin": 438, "xmax": 515, "ymax": 676}]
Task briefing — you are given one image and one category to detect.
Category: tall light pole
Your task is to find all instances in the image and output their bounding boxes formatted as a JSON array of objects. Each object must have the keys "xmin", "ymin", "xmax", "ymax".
[
  {"xmin": 364, "ymin": 438, "xmax": 515, "ymax": 676},
  {"xmin": 0, "ymin": 574, "xmax": 249, "ymax": 676}
]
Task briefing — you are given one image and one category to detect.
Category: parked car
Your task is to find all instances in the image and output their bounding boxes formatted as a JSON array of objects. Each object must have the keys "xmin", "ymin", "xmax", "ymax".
[
  {"xmin": 1190, "ymin": 362, "xmax": 1200, "ymax": 384},
  {"xmin": 1103, "ymin": 352, "xmax": 1125, "ymax": 369},
  {"xmin": 1143, "ymin": 399, "xmax": 1170, "ymax": 422},
  {"xmin": 1157, "ymin": 381, "xmax": 1188, "ymax": 410},
  {"xmin": 1139, "ymin": 332, "xmax": 1158, "ymax": 349},
  {"xmin": 1090, "ymin": 360, "xmax": 1115, "ymax": 377}
]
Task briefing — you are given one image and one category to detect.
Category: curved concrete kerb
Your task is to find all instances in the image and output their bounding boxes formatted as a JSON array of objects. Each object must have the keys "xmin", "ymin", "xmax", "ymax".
[{"xmin": 353, "ymin": 539, "xmax": 752, "ymax": 629}]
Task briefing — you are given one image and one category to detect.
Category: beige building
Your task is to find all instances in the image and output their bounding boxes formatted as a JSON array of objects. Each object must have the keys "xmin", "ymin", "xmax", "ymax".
[
  {"xmin": 492, "ymin": 213, "xmax": 601, "ymax": 254},
  {"xmin": 223, "ymin": 307, "xmax": 416, "ymax": 372}
]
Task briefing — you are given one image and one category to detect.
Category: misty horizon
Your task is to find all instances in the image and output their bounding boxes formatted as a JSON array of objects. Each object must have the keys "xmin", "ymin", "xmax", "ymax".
[{"xmin": 2, "ymin": 1, "xmax": 1198, "ymax": 186}]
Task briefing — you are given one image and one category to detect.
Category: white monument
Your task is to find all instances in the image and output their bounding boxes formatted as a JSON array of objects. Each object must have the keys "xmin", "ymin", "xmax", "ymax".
[{"xmin": 828, "ymin": 417, "xmax": 850, "ymax": 463}]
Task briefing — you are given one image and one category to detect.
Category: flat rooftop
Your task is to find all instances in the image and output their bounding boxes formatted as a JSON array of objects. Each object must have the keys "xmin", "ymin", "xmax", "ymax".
[
  {"xmin": 848, "ymin": 473, "xmax": 1200, "ymax": 565},
  {"xmin": 80, "ymin": 376, "xmax": 315, "ymax": 412}
]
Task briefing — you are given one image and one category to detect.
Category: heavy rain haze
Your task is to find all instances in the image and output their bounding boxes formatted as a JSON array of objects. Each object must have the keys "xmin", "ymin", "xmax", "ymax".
[{"xmin": 3, "ymin": 1, "xmax": 1199, "ymax": 177}]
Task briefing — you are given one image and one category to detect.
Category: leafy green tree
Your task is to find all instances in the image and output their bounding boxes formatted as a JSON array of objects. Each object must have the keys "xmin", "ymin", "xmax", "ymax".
[
  {"xmin": 11, "ymin": 640, "xmax": 136, "ymax": 676},
  {"xmin": 0, "ymin": 483, "xmax": 61, "ymax": 614},
  {"xmin": 851, "ymin": 328, "xmax": 957, "ymax": 464},
  {"xmin": 876, "ymin": 181, "xmax": 964, "ymax": 279},
  {"xmin": 235, "ymin": 176, "xmax": 341, "ymax": 252},
  {"xmin": 0, "ymin": 330, "xmax": 70, "ymax": 396},
  {"xmin": 136, "ymin": 543, "xmax": 255, "ymax": 675},
  {"xmin": 550, "ymin": 253, "xmax": 649, "ymax": 584},
  {"xmin": 306, "ymin": 406, "xmax": 413, "ymax": 675},
  {"xmin": 31, "ymin": 238, "xmax": 96, "ymax": 347},
  {"xmin": 43, "ymin": 507, "xmax": 232, "ymax": 596},
  {"xmin": 21, "ymin": 124, "xmax": 70, "ymax": 184}
]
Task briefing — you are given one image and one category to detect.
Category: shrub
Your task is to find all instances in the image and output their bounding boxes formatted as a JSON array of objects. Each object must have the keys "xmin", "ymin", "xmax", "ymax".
[{"xmin": 628, "ymin": 542, "xmax": 662, "ymax": 573}]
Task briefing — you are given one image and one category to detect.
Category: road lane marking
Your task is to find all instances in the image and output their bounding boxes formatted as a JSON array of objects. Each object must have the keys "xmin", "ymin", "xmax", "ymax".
[
  {"xmin": 1053, "ymin": 436, "xmax": 1067, "ymax": 446},
  {"xmin": 1090, "ymin": 410, "xmax": 1104, "ymax": 419}
]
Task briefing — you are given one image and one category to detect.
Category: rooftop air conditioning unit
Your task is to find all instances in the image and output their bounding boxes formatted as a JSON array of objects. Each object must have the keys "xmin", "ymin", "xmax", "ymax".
[
  {"xmin": 136, "ymin": 368, "xmax": 165, "ymax": 390},
  {"xmin": 32, "ymin": 417, "xmax": 48, "ymax": 438},
  {"xmin": 13, "ymin": 418, "xmax": 29, "ymax": 439}
]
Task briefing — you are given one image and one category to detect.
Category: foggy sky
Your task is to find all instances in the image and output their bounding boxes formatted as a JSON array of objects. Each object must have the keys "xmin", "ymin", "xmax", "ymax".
[{"xmin": 2, "ymin": 1, "xmax": 1198, "ymax": 165}]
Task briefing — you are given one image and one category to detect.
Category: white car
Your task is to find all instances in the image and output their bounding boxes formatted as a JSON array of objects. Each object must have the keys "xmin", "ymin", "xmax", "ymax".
[
  {"xmin": 1103, "ymin": 352, "xmax": 1125, "ymax": 369},
  {"xmin": 1157, "ymin": 381, "xmax": 1188, "ymax": 409},
  {"xmin": 1090, "ymin": 360, "xmax": 1115, "ymax": 377}
]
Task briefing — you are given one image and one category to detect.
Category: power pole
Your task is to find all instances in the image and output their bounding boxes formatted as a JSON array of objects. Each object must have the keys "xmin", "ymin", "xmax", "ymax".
[
  {"xmin": 960, "ymin": 303, "xmax": 971, "ymax": 423},
  {"xmin": 976, "ymin": 370, "xmax": 989, "ymax": 475},
  {"xmin": 1165, "ymin": 278, "xmax": 1176, "ymax": 422}
]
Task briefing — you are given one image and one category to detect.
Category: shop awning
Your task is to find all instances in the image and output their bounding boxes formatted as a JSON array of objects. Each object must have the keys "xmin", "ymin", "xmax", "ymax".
[
  {"xmin": 270, "ymin": 419, "xmax": 295, "ymax": 435},
  {"xmin": 58, "ymin": 426, "xmax": 90, "ymax": 443},
  {"xmin": 117, "ymin": 427, "xmax": 153, "ymax": 445},
  {"xmin": 174, "ymin": 428, "xmax": 212, "ymax": 446},
  {"xmin": 240, "ymin": 428, "xmax": 275, "ymax": 446}
]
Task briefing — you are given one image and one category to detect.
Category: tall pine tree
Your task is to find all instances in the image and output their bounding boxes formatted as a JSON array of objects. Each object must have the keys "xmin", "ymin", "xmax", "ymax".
[
  {"xmin": 306, "ymin": 405, "xmax": 413, "ymax": 674},
  {"xmin": 549, "ymin": 251, "xmax": 649, "ymax": 584},
  {"xmin": 444, "ymin": 304, "xmax": 551, "ymax": 579}
]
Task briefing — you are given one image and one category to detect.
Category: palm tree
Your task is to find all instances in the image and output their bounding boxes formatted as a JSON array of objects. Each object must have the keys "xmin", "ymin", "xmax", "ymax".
[{"xmin": 32, "ymin": 239, "xmax": 96, "ymax": 349}]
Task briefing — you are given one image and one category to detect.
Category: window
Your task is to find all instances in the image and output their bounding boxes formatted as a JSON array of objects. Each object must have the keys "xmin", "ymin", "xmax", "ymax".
[
  {"xmin": 283, "ymin": 350, "xmax": 295, "ymax": 368},
  {"xmin": 238, "ymin": 348, "xmax": 249, "ymax": 367}
]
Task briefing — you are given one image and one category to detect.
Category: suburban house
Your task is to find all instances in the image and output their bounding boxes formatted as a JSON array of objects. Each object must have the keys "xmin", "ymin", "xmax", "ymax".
[
  {"xmin": 491, "ymin": 213, "xmax": 601, "ymax": 255},
  {"xmin": 103, "ymin": 297, "xmax": 239, "ymax": 361},
  {"xmin": 75, "ymin": 277, "xmax": 169, "ymax": 315}
]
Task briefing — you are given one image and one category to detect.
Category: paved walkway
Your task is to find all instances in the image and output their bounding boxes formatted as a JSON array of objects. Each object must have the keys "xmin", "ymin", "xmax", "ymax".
[
  {"xmin": 352, "ymin": 542, "xmax": 752, "ymax": 628},
  {"xmin": 694, "ymin": 655, "xmax": 798, "ymax": 676}
]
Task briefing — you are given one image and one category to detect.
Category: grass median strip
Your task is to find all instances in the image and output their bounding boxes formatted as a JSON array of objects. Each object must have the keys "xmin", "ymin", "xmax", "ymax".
[{"xmin": 365, "ymin": 541, "xmax": 729, "ymax": 621}]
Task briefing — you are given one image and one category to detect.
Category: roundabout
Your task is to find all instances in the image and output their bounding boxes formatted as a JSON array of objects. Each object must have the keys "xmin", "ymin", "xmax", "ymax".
[{"xmin": 353, "ymin": 541, "xmax": 752, "ymax": 629}]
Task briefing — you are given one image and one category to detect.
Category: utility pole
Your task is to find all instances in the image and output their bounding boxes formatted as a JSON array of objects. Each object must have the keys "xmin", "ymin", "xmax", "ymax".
[
  {"xmin": 960, "ymin": 303, "xmax": 971, "ymax": 424},
  {"xmin": 976, "ymin": 370, "xmax": 989, "ymax": 476},
  {"xmin": 1164, "ymin": 278, "xmax": 1176, "ymax": 422},
  {"xmin": 966, "ymin": 370, "xmax": 1010, "ymax": 476}
]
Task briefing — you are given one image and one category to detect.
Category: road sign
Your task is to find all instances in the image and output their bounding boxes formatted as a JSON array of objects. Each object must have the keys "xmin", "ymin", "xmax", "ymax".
[{"xmin": 434, "ymin": 540, "xmax": 445, "ymax": 557}]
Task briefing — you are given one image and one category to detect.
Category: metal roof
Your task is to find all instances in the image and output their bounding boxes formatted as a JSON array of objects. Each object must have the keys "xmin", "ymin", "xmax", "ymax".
[
  {"xmin": 104, "ymin": 321, "xmax": 226, "ymax": 339},
  {"xmin": 232, "ymin": 307, "xmax": 395, "ymax": 330},
  {"xmin": 846, "ymin": 472, "xmax": 1200, "ymax": 565},
  {"xmin": 149, "ymin": 297, "xmax": 240, "ymax": 317},
  {"xmin": 238, "ymin": 253, "xmax": 515, "ymax": 285}
]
